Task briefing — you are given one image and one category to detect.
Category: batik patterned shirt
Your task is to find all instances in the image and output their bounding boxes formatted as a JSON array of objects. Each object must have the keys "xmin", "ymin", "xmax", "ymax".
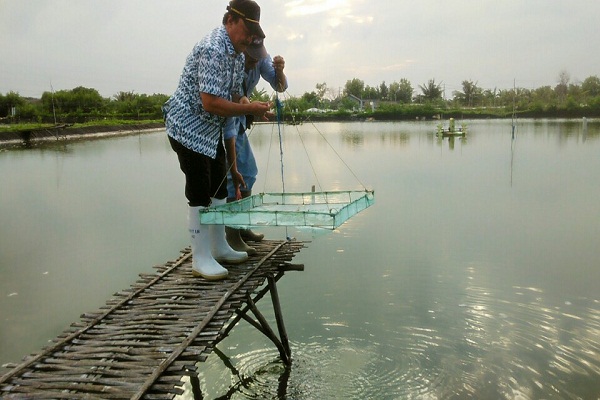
[{"xmin": 163, "ymin": 25, "xmax": 245, "ymax": 158}]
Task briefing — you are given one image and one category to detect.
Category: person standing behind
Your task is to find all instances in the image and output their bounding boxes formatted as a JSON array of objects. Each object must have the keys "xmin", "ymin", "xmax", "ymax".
[
  {"xmin": 163, "ymin": 0, "xmax": 272, "ymax": 281},
  {"xmin": 223, "ymin": 38, "xmax": 288, "ymax": 254}
]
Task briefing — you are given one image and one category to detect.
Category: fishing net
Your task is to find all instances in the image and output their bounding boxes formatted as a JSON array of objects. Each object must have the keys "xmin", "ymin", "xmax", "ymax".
[{"xmin": 200, "ymin": 190, "xmax": 375, "ymax": 230}]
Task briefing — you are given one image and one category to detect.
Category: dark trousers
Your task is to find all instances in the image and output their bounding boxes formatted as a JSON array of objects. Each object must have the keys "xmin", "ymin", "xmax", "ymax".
[{"xmin": 169, "ymin": 136, "xmax": 227, "ymax": 207}]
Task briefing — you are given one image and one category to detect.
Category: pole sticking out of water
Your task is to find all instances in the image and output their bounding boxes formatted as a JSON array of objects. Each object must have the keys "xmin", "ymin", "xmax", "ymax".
[
  {"xmin": 510, "ymin": 79, "xmax": 517, "ymax": 187},
  {"xmin": 511, "ymin": 79, "xmax": 516, "ymax": 140},
  {"xmin": 50, "ymin": 81, "xmax": 57, "ymax": 126}
]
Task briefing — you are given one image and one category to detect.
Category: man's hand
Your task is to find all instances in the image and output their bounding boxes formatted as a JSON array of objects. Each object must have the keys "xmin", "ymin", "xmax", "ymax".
[
  {"xmin": 248, "ymin": 101, "xmax": 273, "ymax": 121},
  {"xmin": 273, "ymin": 55, "xmax": 285, "ymax": 72},
  {"xmin": 231, "ymin": 169, "xmax": 246, "ymax": 200}
]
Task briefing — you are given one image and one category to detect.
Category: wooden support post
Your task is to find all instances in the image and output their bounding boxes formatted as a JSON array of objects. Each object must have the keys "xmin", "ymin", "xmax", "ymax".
[
  {"xmin": 217, "ymin": 271, "xmax": 286, "ymax": 343},
  {"xmin": 218, "ymin": 278, "xmax": 275, "ymax": 343},
  {"xmin": 245, "ymin": 293, "xmax": 291, "ymax": 365},
  {"xmin": 268, "ymin": 276, "xmax": 291, "ymax": 360}
]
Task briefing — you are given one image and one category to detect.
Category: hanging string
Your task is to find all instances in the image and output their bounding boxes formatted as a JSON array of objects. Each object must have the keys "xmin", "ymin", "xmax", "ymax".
[
  {"xmin": 294, "ymin": 119, "xmax": 323, "ymax": 193},
  {"xmin": 262, "ymin": 90, "xmax": 372, "ymax": 196},
  {"xmin": 275, "ymin": 93, "xmax": 291, "ymax": 240},
  {"xmin": 275, "ymin": 94, "xmax": 286, "ymax": 194},
  {"xmin": 280, "ymin": 90, "xmax": 370, "ymax": 192},
  {"xmin": 209, "ymin": 124, "xmax": 234, "ymax": 206}
]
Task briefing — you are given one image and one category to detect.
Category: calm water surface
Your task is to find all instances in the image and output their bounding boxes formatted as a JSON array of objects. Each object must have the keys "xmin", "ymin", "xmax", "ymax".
[{"xmin": 1, "ymin": 120, "xmax": 599, "ymax": 399}]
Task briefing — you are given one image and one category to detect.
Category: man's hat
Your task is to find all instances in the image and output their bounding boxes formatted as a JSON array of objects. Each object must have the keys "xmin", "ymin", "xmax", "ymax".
[
  {"xmin": 245, "ymin": 37, "xmax": 267, "ymax": 60},
  {"xmin": 227, "ymin": 0, "xmax": 265, "ymax": 38}
]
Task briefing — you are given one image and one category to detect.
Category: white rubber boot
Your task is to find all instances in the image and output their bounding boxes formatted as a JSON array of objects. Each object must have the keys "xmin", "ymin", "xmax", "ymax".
[
  {"xmin": 210, "ymin": 198, "xmax": 248, "ymax": 264},
  {"xmin": 189, "ymin": 206, "xmax": 228, "ymax": 280}
]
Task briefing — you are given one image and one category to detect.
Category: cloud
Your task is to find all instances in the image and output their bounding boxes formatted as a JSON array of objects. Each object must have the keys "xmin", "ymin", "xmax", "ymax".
[
  {"xmin": 284, "ymin": 0, "xmax": 372, "ymax": 28},
  {"xmin": 343, "ymin": 60, "xmax": 416, "ymax": 81},
  {"xmin": 2, "ymin": 0, "xmax": 600, "ymax": 99},
  {"xmin": 285, "ymin": 0, "xmax": 347, "ymax": 17}
]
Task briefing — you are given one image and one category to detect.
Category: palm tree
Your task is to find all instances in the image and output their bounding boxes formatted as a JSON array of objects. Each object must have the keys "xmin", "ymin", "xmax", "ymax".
[
  {"xmin": 454, "ymin": 80, "xmax": 481, "ymax": 107},
  {"xmin": 418, "ymin": 79, "xmax": 443, "ymax": 102}
]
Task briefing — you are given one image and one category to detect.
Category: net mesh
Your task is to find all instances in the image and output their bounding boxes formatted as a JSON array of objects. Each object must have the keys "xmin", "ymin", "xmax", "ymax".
[{"xmin": 199, "ymin": 190, "xmax": 375, "ymax": 230}]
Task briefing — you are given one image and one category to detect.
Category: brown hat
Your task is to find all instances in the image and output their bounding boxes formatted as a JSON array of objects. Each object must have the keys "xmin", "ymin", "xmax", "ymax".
[
  {"xmin": 245, "ymin": 37, "xmax": 267, "ymax": 60},
  {"xmin": 227, "ymin": 0, "xmax": 265, "ymax": 38}
]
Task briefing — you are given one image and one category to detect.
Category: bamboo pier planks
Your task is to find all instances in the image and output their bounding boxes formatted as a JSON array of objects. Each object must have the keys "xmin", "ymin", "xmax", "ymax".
[{"xmin": 0, "ymin": 239, "xmax": 305, "ymax": 399}]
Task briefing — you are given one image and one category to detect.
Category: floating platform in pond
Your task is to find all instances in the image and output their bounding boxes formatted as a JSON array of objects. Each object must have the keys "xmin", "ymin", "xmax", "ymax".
[{"xmin": 200, "ymin": 190, "xmax": 375, "ymax": 230}]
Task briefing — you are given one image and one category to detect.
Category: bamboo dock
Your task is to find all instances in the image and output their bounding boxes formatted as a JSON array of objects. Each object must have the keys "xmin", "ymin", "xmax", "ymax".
[{"xmin": 0, "ymin": 239, "xmax": 305, "ymax": 399}]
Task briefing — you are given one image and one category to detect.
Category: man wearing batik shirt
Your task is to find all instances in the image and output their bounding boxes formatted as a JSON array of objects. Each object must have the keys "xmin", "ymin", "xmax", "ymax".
[{"xmin": 163, "ymin": 0, "xmax": 271, "ymax": 281}]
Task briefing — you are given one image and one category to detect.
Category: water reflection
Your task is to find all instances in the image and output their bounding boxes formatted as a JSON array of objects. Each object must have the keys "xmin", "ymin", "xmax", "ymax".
[
  {"xmin": 2, "ymin": 120, "xmax": 600, "ymax": 399},
  {"xmin": 436, "ymin": 135, "xmax": 467, "ymax": 151},
  {"xmin": 528, "ymin": 118, "xmax": 599, "ymax": 144},
  {"xmin": 341, "ymin": 132, "xmax": 365, "ymax": 147},
  {"xmin": 183, "ymin": 282, "xmax": 600, "ymax": 399}
]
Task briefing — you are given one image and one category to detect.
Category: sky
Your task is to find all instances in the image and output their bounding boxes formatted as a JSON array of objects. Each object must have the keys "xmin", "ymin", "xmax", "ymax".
[{"xmin": 2, "ymin": 0, "xmax": 599, "ymax": 100}]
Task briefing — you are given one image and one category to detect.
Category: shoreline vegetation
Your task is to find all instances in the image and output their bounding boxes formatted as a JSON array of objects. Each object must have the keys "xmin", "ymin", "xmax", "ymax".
[
  {"xmin": 2, "ymin": 74, "xmax": 600, "ymax": 147},
  {"xmin": 0, "ymin": 121, "xmax": 165, "ymax": 149},
  {"xmin": 0, "ymin": 111, "xmax": 596, "ymax": 149}
]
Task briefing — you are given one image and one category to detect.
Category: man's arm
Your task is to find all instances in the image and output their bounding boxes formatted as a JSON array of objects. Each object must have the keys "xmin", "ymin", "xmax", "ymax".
[
  {"xmin": 272, "ymin": 55, "xmax": 287, "ymax": 93},
  {"xmin": 224, "ymin": 136, "xmax": 244, "ymax": 199},
  {"xmin": 201, "ymin": 93, "xmax": 271, "ymax": 120}
]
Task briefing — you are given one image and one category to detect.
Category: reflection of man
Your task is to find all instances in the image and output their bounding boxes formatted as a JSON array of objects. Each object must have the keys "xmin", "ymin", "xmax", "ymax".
[
  {"xmin": 163, "ymin": 0, "xmax": 271, "ymax": 281},
  {"xmin": 224, "ymin": 37, "xmax": 288, "ymax": 254}
]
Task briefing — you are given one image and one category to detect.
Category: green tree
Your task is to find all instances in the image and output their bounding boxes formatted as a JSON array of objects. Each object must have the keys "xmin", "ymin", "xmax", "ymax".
[
  {"xmin": 0, "ymin": 91, "xmax": 25, "ymax": 118},
  {"xmin": 42, "ymin": 86, "xmax": 104, "ymax": 116},
  {"xmin": 417, "ymin": 79, "xmax": 443, "ymax": 103},
  {"xmin": 315, "ymin": 82, "xmax": 327, "ymax": 102},
  {"xmin": 581, "ymin": 75, "xmax": 600, "ymax": 98},
  {"xmin": 110, "ymin": 91, "xmax": 137, "ymax": 115},
  {"xmin": 530, "ymin": 86, "xmax": 556, "ymax": 111},
  {"xmin": 555, "ymin": 70, "xmax": 570, "ymax": 105},
  {"xmin": 379, "ymin": 81, "xmax": 388, "ymax": 100},
  {"xmin": 70, "ymin": 86, "xmax": 104, "ymax": 113},
  {"xmin": 344, "ymin": 78, "xmax": 365, "ymax": 98},
  {"xmin": 397, "ymin": 78, "xmax": 413, "ymax": 103},
  {"xmin": 362, "ymin": 85, "xmax": 379, "ymax": 100},
  {"xmin": 388, "ymin": 82, "xmax": 400, "ymax": 102},
  {"xmin": 109, "ymin": 91, "xmax": 167, "ymax": 118},
  {"xmin": 113, "ymin": 91, "xmax": 137, "ymax": 102},
  {"xmin": 453, "ymin": 80, "xmax": 482, "ymax": 107},
  {"xmin": 301, "ymin": 91, "xmax": 320, "ymax": 108},
  {"xmin": 482, "ymin": 88, "xmax": 498, "ymax": 107}
]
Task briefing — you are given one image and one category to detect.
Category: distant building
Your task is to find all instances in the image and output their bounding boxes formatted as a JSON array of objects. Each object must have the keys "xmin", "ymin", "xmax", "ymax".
[
  {"xmin": 346, "ymin": 94, "xmax": 364, "ymax": 111},
  {"xmin": 346, "ymin": 95, "xmax": 378, "ymax": 112}
]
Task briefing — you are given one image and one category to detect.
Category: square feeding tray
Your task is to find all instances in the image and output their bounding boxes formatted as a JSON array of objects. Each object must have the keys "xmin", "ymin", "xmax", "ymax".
[{"xmin": 199, "ymin": 190, "xmax": 375, "ymax": 230}]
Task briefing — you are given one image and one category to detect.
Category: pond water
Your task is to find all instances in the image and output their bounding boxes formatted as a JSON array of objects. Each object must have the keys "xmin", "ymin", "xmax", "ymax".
[{"xmin": 1, "ymin": 119, "xmax": 599, "ymax": 399}]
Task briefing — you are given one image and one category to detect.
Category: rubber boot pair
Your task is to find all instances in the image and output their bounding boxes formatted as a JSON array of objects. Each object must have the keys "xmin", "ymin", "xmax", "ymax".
[
  {"xmin": 225, "ymin": 194, "xmax": 257, "ymax": 255},
  {"xmin": 188, "ymin": 198, "xmax": 248, "ymax": 280}
]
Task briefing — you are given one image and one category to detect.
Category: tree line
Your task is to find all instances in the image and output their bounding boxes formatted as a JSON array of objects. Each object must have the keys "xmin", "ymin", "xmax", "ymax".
[
  {"xmin": 0, "ymin": 87, "xmax": 168, "ymax": 124},
  {"xmin": 2, "ymin": 71, "xmax": 600, "ymax": 125},
  {"xmin": 292, "ymin": 71, "xmax": 600, "ymax": 118}
]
